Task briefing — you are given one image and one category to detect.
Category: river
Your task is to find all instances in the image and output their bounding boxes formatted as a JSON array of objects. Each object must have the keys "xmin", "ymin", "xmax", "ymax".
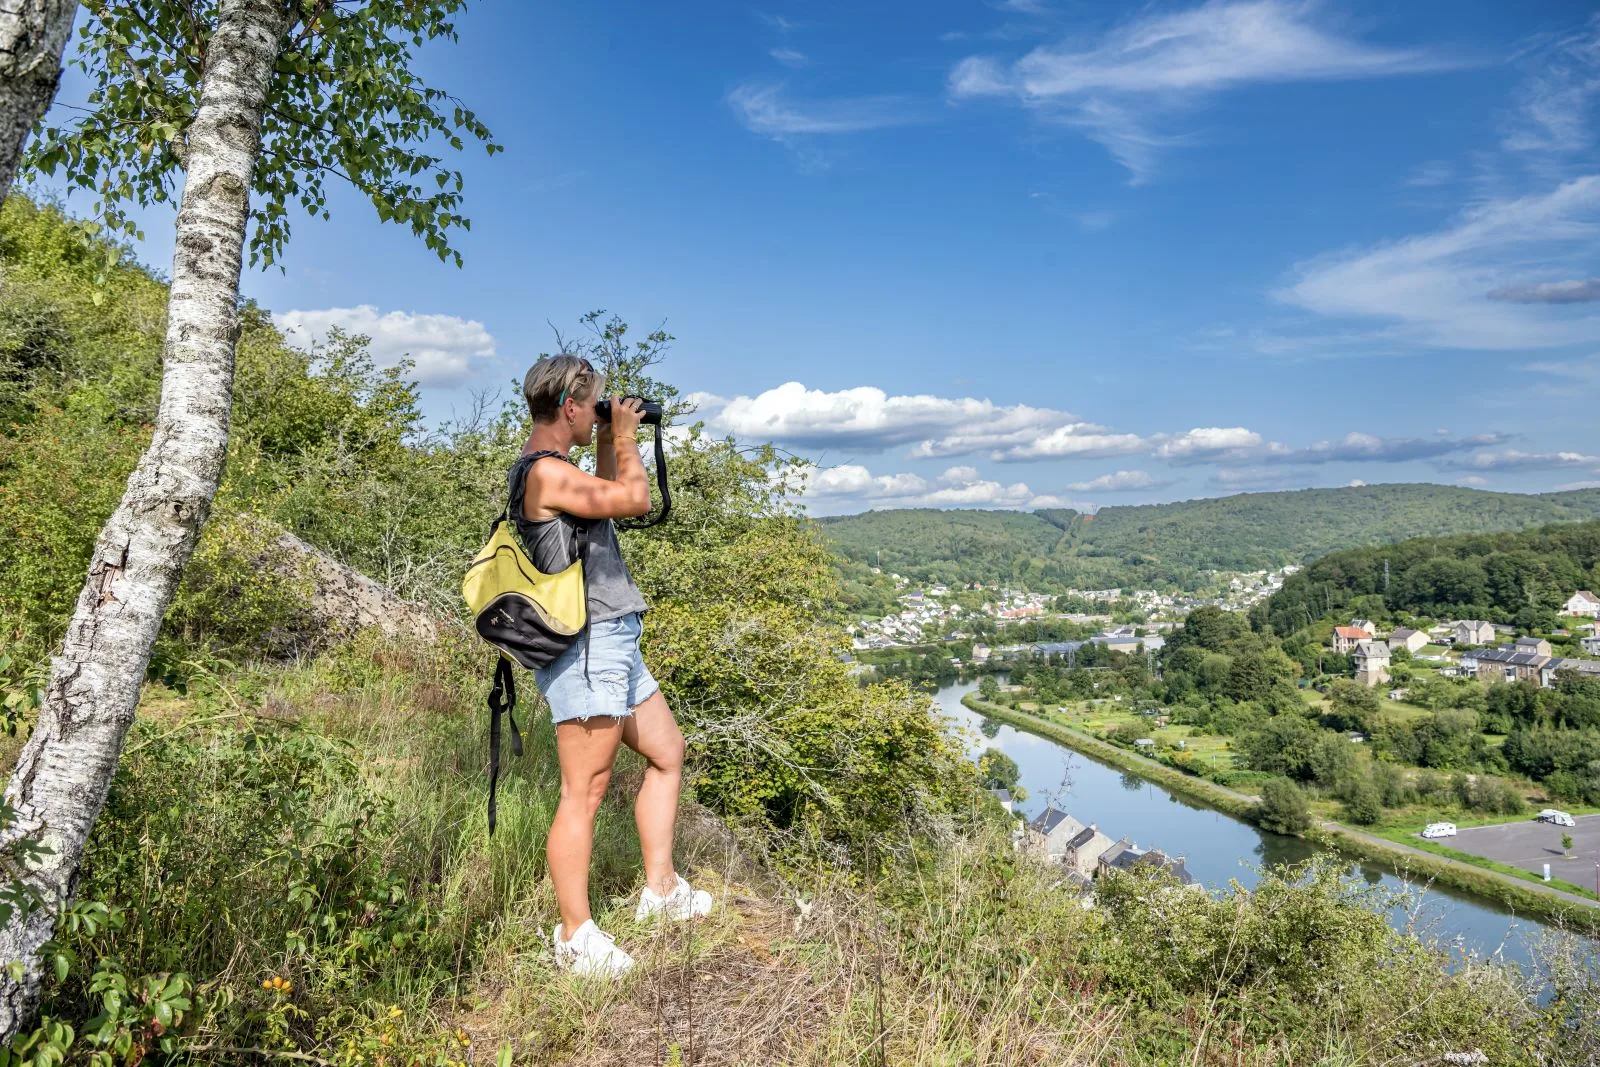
[{"xmin": 933, "ymin": 677, "xmax": 1571, "ymax": 974}]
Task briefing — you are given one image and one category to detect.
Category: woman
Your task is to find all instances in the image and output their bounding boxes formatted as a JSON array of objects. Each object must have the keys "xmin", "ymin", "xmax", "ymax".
[{"xmin": 510, "ymin": 354, "xmax": 711, "ymax": 979}]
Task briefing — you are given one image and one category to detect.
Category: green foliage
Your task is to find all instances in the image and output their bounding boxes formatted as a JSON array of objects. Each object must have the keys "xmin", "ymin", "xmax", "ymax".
[
  {"xmin": 159, "ymin": 512, "xmax": 317, "ymax": 660},
  {"xmin": 1256, "ymin": 778, "xmax": 1311, "ymax": 835},
  {"xmin": 1262, "ymin": 520, "xmax": 1600, "ymax": 635},
  {"xmin": 1341, "ymin": 775, "xmax": 1384, "ymax": 825},
  {"xmin": 977, "ymin": 749, "xmax": 1021, "ymax": 793},
  {"xmin": 819, "ymin": 484, "xmax": 1600, "ymax": 593},
  {"xmin": 26, "ymin": 0, "xmax": 500, "ymax": 268}
]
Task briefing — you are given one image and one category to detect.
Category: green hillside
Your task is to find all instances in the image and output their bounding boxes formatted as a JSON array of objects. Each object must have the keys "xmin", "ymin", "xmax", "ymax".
[
  {"xmin": 1259, "ymin": 518, "xmax": 1600, "ymax": 636},
  {"xmin": 816, "ymin": 484, "xmax": 1600, "ymax": 591}
]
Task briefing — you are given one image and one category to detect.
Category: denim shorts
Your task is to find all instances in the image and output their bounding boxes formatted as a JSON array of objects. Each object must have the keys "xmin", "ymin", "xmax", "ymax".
[{"xmin": 534, "ymin": 612, "xmax": 660, "ymax": 724}]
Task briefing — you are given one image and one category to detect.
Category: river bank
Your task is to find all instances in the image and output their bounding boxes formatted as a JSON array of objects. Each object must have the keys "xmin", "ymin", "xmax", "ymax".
[{"xmin": 961, "ymin": 692, "xmax": 1600, "ymax": 936}]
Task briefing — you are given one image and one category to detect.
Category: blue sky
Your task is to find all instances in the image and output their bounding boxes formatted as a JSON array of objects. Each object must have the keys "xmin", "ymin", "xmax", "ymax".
[{"xmin": 41, "ymin": 0, "xmax": 1600, "ymax": 515}]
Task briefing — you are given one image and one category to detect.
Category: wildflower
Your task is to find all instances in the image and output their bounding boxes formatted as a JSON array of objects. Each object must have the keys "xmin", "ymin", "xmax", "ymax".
[{"xmin": 388, "ymin": 1004, "xmax": 403, "ymax": 1018}]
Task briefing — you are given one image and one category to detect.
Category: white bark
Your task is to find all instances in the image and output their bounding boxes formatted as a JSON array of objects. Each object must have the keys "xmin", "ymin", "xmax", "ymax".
[
  {"xmin": 0, "ymin": 0, "xmax": 290, "ymax": 1035},
  {"xmin": 0, "ymin": 0, "xmax": 76, "ymax": 202}
]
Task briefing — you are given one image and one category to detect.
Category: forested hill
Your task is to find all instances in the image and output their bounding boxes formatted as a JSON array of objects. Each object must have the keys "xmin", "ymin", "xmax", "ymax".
[
  {"xmin": 816, "ymin": 484, "xmax": 1600, "ymax": 591},
  {"xmin": 1258, "ymin": 519, "xmax": 1600, "ymax": 637}
]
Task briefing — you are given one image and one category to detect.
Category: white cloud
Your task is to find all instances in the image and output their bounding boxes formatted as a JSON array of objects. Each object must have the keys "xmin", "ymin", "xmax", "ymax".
[
  {"xmin": 1209, "ymin": 467, "xmax": 1303, "ymax": 489},
  {"xmin": 1257, "ymin": 431, "xmax": 1510, "ymax": 465},
  {"xmin": 1404, "ymin": 160, "xmax": 1455, "ymax": 187},
  {"xmin": 770, "ymin": 47, "xmax": 808, "ymax": 68},
  {"xmin": 277, "ymin": 305, "xmax": 496, "ymax": 386},
  {"xmin": 792, "ymin": 461, "xmax": 1069, "ymax": 514},
  {"xmin": 990, "ymin": 0, "xmax": 1051, "ymax": 15},
  {"xmin": 728, "ymin": 83, "xmax": 924, "ymax": 139},
  {"xmin": 1275, "ymin": 176, "xmax": 1600, "ymax": 350},
  {"xmin": 1458, "ymin": 475, "xmax": 1490, "ymax": 486},
  {"xmin": 1555, "ymin": 479, "xmax": 1600, "ymax": 490},
  {"xmin": 1066, "ymin": 469, "xmax": 1171, "ymax": 492},
  {"xmin": 693, "ymin": 381, "xmax": 1147, "ymax": 461},
  {"xmin": 1502, "ymin": 16, "xmax": 1599, "ymax": 155},
  {"xmin": 1445, "ymin": 449, "xmax": 1600, "ymax": 471},
  {"xmin": 949, "ymin": 0, "xmax": 1450, "ymax": 183},
  {"xmin": 1487, "ymin": 278, "xmax": 1600, "ymax": 304},
  {"xmin": 979, "ymin": 422, "xmax": 1148, "ymax": 461},
  {"xmin": 1153, "ymin": 426, "xmax": 1262, "ymax": 460},
  {"xmin": 1345, "ymin": 479, "xmax": 1366, "ymax": 487}
]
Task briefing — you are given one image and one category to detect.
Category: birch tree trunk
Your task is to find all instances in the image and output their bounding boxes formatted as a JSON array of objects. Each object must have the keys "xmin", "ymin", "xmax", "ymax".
[
  {"xmin": 0, "ymin": 0, "xmax": 290, "ymax": 1034},
  {"xmin": 0, "ymin": 0, "xmax": 76, "ymax": 202}
]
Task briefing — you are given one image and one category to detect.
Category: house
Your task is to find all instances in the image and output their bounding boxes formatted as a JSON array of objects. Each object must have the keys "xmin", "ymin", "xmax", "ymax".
[
  {"xmin": 1353, "ymin": 640, "xmax": 1391, "ymax": 687},
  {"xmin": 1513, "ymin": 636, "xmax": 1552, "ymax": 658},
  {"xmin": 1387, "ymin": 627, "xmax": 1428, "ymax": 653},
  {"xmin": 989, "ymin": 788, "xmax": 1013, "ymax": 815},
  {"xmin": 1097, "ymin": 837, "xmax": 1139, "ymax": 876},
  {"xmin": 1027, "ymin": 807, "xmax": 1086, "ymax": 862},
  {"xmin": 1131, "ymin": 849, "xmax": 1199, "ymax": 887},
  {"xmin": 1060, "ymin": 824, "xmax": 1115, "ymax": 878},
  {"xmin": 1563, "ymin": 590, "xmax": 1600, "ymax": 618},
  {"xmin": 1134, "ymin": 737, "xmax": 1156, "ymax": 750},
  {"xmin": 1470, "ymin": 648, "xmax": 1548, "ymax": 685},
  {"xmin": 971, "ymin": 643, "xmax": 991, "ymax": 665},
  {"xmin": 1581, "ymin": 635, "xmax": 1600, "ymax": 656},
  {"xmin": 1332, "ymin": 626, "xmax": 1369, "ymax": 654},
  {"xmin": 1544, "ymin": 658, "xmax": 1600, "ymax": 687},
  {"xmin": 1092, "ymin": 628, "xmax": 1141, "ymax": 654},
  {"xmin": 1452, "ymin": 620, "xmax": 1497, "ymax": 646},
  {"xmin": 1349, "ymin": 619, "xmax": 1376, "ymax": 636}
]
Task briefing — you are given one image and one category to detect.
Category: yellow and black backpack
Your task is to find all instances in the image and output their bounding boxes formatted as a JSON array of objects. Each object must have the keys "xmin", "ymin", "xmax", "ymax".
[{"xmin": 461, "ymin": 450, "xmax": 588, "ymax": 831}]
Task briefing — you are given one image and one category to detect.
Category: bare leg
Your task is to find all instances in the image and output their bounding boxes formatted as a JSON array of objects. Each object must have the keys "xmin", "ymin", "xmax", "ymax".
[
  {"xmin": 550, "ymin": 716, "xmax": 626, "ymax": 938},
  {"xmin": 621, "ymin": 689, "xmax": 686, "ymax": 897}
]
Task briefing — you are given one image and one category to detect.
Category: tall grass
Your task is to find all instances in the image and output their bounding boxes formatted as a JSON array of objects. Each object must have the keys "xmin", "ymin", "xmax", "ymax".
[{"xmin": 23, "ymin": 633, "xmax": 1599, "ymax": 1065}]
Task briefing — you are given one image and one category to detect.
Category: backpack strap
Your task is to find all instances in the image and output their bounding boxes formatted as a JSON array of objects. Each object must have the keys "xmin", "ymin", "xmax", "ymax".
[
  {"xmin": 486, "ymin": 655, "xmax": 521, "ymax": 835},
  {"xmin": 504, "ymin": 449, "xmax": 569, "ymax": 531}
]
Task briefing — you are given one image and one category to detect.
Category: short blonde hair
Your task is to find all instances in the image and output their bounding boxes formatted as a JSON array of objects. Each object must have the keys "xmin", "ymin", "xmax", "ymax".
[{"xmin": 523, "ymin": 354, "xmax": 601, "ymax": 423}]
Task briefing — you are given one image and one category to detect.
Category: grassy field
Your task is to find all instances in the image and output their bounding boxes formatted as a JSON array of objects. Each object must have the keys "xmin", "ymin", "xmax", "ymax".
[{"xmin": 1018, "ymin": 699, "xmax": 1244, "ymax": 784}]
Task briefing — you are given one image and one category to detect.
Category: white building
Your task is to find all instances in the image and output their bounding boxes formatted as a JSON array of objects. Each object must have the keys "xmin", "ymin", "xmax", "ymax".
[{"xmin": 1563, "ymin": 590, "xmax": 1600, "ymax": 618}]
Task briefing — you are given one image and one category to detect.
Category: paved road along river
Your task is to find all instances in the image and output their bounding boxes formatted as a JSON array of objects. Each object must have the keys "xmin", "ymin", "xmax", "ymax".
[{"xmin": 933, "ymin": 677, "xmax": 1590, "ymax": 977}]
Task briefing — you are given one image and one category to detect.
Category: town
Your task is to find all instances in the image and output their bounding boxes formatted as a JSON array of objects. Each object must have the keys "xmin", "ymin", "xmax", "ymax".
[{"xmin": 847, "ymin": 565, "xmax": 1302, "ymax": 653}]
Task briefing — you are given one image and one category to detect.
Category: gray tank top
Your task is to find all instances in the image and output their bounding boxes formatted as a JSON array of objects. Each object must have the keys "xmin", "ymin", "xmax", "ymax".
[{"xmin": 507, "ymin": 452, "xmax": 649, "ymax": 624}]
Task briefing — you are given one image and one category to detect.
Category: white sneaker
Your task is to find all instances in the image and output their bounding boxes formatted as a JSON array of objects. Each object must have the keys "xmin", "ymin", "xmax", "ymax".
[
  {"xmin": 552, "ymin": 919, "xmax": 635, "ymax": 979},
  {"xmin": 635, "ymin": 874, "xmax": 714, "ymax": 922}
]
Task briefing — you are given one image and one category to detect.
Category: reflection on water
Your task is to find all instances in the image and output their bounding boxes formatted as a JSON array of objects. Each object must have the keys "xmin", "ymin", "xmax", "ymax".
[{"xmin": 938, "ymin": 677, "xmax": 1589, "ymax": 976}]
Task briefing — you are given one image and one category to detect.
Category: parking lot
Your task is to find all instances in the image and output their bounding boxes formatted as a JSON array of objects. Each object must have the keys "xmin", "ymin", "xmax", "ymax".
[{"xmin": 1433, "ymin": 814, "xmax": 1600, "ymax": 884}]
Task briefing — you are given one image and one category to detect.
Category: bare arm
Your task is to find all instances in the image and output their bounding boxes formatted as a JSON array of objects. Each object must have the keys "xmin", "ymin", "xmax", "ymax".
[
  {"xmin": 596, "ymin": 427, "xmax": 617, "ymax": 482},
  {"xmin": 528, "ymin": 443, "xmax": 649, "ymax": 520}
]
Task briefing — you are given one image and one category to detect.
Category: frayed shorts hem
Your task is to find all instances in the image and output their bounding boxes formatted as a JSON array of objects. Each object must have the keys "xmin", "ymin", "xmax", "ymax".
[{"xmin": 534, "ymin": 612, "xmax": 659, "ymax": 725}]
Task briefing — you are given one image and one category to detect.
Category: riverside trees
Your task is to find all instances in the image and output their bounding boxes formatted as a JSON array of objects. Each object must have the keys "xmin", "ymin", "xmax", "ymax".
[{"xmin": 0, "ymin": 0, "xmax": 497, "ymax": 1034}]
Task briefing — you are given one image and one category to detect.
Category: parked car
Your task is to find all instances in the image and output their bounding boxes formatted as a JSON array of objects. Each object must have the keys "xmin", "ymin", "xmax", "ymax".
[
  {"xmin": 1421, "ymin": 822, "xmax": 1457, "ymax": 839},
  {"xmin": 1536, "ymin": 809, "xmax": 1576, "ymax": 827}
]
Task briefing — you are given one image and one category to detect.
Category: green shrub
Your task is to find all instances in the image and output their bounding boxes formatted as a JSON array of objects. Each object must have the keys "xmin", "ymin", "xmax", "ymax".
[{"xmin": 1256, "ymin": 777, "xmax": 1312, "ymax": 835}]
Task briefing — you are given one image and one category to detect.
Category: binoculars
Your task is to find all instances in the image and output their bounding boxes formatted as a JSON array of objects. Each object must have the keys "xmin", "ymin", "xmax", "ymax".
[{"xmin": 594, "ymin": 397, "xmax": 663, "ymax": 425}]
